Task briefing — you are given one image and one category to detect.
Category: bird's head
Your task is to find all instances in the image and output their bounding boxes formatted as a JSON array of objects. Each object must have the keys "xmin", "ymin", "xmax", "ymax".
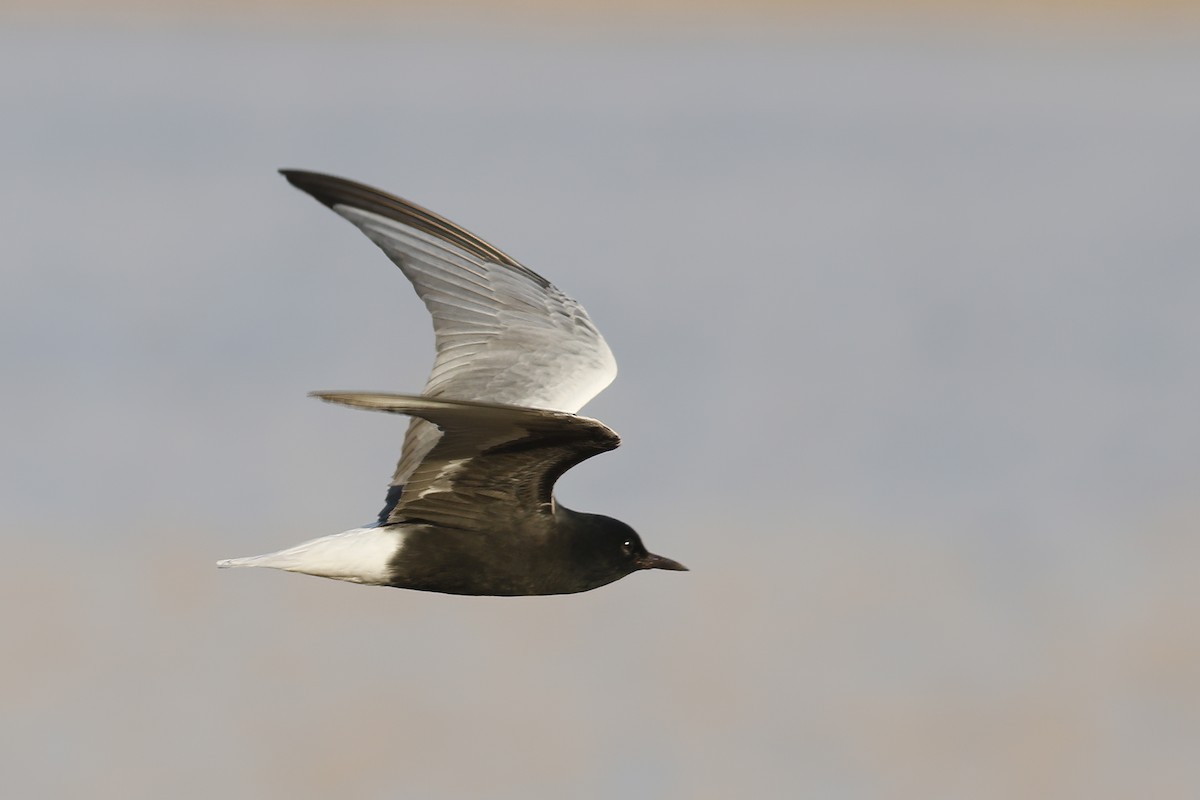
[{"xmin": 571, "ymin": 513, "xmax": 688, "ymax": 590}]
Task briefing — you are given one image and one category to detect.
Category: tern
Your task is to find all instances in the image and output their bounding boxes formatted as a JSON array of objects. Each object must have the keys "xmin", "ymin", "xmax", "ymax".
[{"xmin": 217, "ymin": 170, "xmax": 686, "ymax": 595}]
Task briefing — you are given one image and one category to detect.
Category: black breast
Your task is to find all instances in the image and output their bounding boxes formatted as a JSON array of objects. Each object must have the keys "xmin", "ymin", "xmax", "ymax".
[{"xmin": 387, "ymin": 524, "xmax": 574, "ymax": 596}]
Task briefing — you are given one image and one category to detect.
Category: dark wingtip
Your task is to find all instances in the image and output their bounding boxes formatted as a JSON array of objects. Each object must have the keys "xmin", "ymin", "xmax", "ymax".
[
  {"xmin": 277, "ymin": 168, "xmax": 308, "ymax": 184},
  {"xmin": 278, "ymin": 168, "xmax": 344, "ymax": 210},
  {"xmin": 275, "ymin": 167, "xmax": 536, "ymax": 276}
]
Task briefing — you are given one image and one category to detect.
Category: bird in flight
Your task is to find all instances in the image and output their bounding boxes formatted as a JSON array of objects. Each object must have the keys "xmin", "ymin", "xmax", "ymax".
[{"xmin": 218, "ymin": 170, "xmax": 686, "ymax": 595}]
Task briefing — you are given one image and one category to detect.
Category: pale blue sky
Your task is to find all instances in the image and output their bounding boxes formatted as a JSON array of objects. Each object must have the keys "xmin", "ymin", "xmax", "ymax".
[{"xmin": 3, "ymin": 13, "xmax": 1199, "ymax": 799}]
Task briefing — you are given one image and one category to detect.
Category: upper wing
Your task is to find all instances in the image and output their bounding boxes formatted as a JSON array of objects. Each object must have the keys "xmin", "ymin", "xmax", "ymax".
[
  {"xmin": 311, "ymin": 392, "xmax": 620, "ymax": 530},
  {"xmin": 281, "ymin": 170, "xmax": 618, "ymax": 491}
]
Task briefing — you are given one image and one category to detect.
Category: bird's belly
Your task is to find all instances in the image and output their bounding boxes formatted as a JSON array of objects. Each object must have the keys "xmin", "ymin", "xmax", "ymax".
[{"xmin": 386, "ymin": 525, "xmax": 575, "ymax": 596}]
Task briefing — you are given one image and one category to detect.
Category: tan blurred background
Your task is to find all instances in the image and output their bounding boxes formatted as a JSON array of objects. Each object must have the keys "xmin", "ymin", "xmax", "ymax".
[{"xmin": 2, "ymin": 2, "xmax": 1199, "ymax": 798}]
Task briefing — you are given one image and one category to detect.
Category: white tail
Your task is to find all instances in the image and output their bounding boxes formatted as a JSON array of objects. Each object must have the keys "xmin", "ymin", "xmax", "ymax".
[{"xmin": 217, "ymin": 527, "xmax": 404, "ymax": 585}]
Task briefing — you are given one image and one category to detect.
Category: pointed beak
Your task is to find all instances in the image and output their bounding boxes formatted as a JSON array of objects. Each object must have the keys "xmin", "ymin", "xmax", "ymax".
[{"xmin": 637, "ymin": 552, "xmax": 689, "ymax": 572}]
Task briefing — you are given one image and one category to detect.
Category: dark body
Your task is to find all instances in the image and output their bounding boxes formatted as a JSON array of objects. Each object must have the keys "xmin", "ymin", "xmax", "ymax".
[{"xmin": 388, "ymin": 507, "xmax": 657, "ymax": 596}]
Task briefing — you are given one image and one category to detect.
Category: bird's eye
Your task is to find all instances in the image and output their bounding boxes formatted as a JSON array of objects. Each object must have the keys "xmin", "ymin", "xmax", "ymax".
[{"xmin": 621, "ymin": 540, "xmax": 633, "ymax": 554}]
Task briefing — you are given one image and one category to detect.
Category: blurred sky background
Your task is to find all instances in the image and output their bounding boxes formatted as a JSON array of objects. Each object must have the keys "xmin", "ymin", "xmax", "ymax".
[{"xmin": 2, "ymin": 2, "xmax": 1199, "ymax": 798}]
